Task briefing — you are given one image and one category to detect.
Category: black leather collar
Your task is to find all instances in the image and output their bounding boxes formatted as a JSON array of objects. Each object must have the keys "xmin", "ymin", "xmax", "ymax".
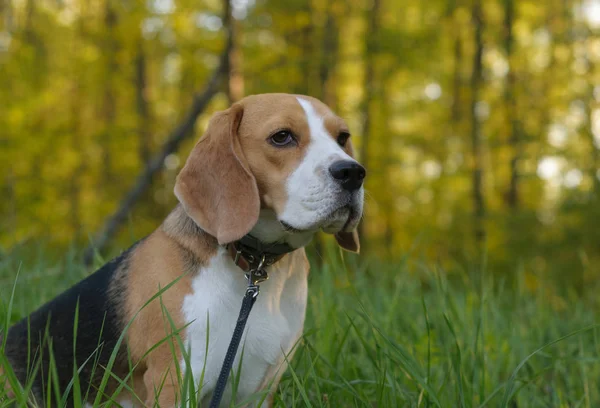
[{"xmin": 227, "ymin": 234, "xmax": 295, "ymax": 272}]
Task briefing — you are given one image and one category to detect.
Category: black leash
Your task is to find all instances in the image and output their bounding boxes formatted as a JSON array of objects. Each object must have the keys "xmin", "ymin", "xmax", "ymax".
[{"xmin": 208, "ymin": 261, "xmax": 268, "ymax": 408}]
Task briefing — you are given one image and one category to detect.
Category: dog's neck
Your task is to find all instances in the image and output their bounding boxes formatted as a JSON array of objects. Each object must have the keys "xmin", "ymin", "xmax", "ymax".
[
  {"xmin": 162, "ymin": 205, "xmax": 315, "ymax": 256},
  {"xmin": 161, "ymin": 205, "xmax": 218, "ymax": 260},
  {"xmin": 249, "ymin": 209, "xmax": 316, "ymax": 249}
]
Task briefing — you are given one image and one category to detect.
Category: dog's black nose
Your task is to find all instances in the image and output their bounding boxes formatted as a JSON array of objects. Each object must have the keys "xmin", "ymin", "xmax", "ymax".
[{"xmin": 329, "ymin": 160, "xmax": 366, "ymax": 191}]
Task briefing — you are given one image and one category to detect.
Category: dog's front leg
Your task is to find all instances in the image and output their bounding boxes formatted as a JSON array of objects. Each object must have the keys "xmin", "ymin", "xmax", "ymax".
[
  {"xmin": 142, "ymin": 348, "xmax": 181, "ymax": 408},
  {"xmin": 143, "ymin": 367, "xmax": 179, "ymax": 407}
]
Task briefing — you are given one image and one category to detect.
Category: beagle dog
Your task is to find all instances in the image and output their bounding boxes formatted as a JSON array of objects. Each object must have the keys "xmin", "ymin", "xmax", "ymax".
[{"xmin": 0, "ymin": 93, "xmax": 365, "ymax": 407}]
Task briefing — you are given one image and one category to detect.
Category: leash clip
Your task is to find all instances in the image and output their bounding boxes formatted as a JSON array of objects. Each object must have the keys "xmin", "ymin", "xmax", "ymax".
[{"xmin": 245, "ymin": 254, "xmax": 268, "ymax": 298}]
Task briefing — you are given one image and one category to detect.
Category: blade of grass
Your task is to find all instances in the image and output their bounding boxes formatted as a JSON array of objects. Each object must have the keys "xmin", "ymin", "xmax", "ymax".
[{"xmin": 500, "ymin": 324, "xmax": 600, "ymax": 407}]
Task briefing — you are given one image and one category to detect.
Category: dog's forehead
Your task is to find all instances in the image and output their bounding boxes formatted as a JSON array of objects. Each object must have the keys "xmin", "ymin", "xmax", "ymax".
[
  {"xmin": 292, "ymin": 95, "xmax": 335, "ymax": 118},
  {"xmin": 238, "ymin": 93, "xmax": 339, "ymax": 130}
]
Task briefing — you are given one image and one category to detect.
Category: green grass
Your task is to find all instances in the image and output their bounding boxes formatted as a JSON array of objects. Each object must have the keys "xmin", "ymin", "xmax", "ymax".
[{"xmin": 1, "ymin": 244, "xmax": 599, "ymax": 407}]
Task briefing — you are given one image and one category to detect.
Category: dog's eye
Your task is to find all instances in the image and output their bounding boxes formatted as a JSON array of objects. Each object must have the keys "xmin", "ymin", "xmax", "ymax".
[
  {"xmin": 337, "ymin": 132, "xmax": 350, "ymax": 147},
  {"xmin": 269, "ymin": 130, "xmax": 296, "ymax": 147}
]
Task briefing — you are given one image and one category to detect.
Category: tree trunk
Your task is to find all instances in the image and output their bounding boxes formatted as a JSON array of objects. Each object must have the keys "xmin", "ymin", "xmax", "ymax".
[
  {"xmin": 319, "ymin": 8, "xmax": 338, "ymax": 107},
  {"xmin": 69, "ymin": 83, "xmax": 83, "ymax": 239},
  {"xmin": 470, "ymin": 0, "xmax": 486, "ymax": 247},
  {"xmin": 222, "ymin": 0, "xmax": 244, "ymax": 103},
  {"xmin": 357, "ymin": 0, "xmax": 381, "ymax": 246},
  {"xmin": 4, "ymin": 168, "xmax": 16, "ymax": 238},
  {"xmin": 24, "ymin": 0, "xmax": 34, "ymax": 37},
  {"xmin": 23, "ymin": 0, "xmax": 46, "ymax": 87},
  {"xmin": 295, "ymin": 0, "xmax": 315, "ymax": 96},
  {"xmin": 584, "ymin": 83, "xmax": 599, "ymax": 195},
  {"xmin": 504, "ymin": 0, "xmax": 520, "ymax": 209},
  {"xmin": 582, "ymin": 37, "xmax": 599, "ymax": 194},
  {"xmin": 135, "ymin": 38, "xmax": 152, "ymax": 166},
  {"xmin": 1, "ymin": 0, "xmax": 14, "ymax": 32},
  {"xmin": 447, "ymin": 0, "xmax": 463, "ymax": 127},
  {"xmin": 380, "ymin": 71, "xmax": 394, "ymax": 253},
  {"xmin": 101, "ymin": 0, "xmax": 117, "ymax": 182},
  {"xmin": 451, "ymin": 31, "xmax": 463, "ymax": 127}
]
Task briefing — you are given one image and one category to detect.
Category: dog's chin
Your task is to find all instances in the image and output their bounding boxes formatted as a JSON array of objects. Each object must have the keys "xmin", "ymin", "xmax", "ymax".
[
  {"xmin": 323, "ymin": 206, "xmax": 362, "ymax": 233},
  {"xmin": 281, "ymin": 205, "xmax": 361, "ymax": 235},
  {"xmin": 320, "ymin": 207, "xmax": 351, "ymax": 233}
]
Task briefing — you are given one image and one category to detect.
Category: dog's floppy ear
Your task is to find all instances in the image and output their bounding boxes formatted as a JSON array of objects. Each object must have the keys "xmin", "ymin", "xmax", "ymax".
[
  {"xmin": 335, "ymin": 139, "xmax": 361, "ymax": 253},
  {"xmin": 335, "ymin": 230, "xmax": 360, "ymax": 253},
  {"xmin": 174, "ymin": 103, "xmax": 260, "ymax": 245}
]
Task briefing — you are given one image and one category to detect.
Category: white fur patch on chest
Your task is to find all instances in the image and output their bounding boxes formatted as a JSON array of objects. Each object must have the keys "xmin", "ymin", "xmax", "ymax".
[{"xmin": 181, "ymin": 248, "xmax": 308, "ymax": 406}]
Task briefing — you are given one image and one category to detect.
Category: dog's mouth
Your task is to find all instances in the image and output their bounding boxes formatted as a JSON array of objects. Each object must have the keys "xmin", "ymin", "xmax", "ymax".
[
  {"xmin": 321, "ymin": 205, "xmax": 359, "ymax": 233},
  {"xmin": 340, "ymin": 206, "xmax": 359, "ymax": 231},
  {"xmin": 280, "ymin": 203, "xmax": 361, "ymax": 235}
]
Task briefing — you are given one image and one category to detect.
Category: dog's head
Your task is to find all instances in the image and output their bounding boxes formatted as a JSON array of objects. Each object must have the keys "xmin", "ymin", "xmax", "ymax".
[{"xmin": 175, "ymin": 93, "xmax": 365, "ymax": 252}]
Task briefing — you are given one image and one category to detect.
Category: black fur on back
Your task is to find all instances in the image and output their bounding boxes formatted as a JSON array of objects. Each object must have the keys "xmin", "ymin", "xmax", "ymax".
[{"xmin": 4, "ymin": 246, "xmax": 137, "ymax": 407}]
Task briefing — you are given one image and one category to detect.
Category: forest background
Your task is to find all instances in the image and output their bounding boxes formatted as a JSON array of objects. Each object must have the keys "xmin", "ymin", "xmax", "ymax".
[{"xmin": 1, "ymin": 0, "xmax": 600, "ymax": 290}]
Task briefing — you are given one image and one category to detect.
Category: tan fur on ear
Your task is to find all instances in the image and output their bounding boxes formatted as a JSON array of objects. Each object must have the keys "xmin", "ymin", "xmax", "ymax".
[
  {"xmin": 174, "ymin": 104, "xmax": 260, "ymax": 244},
  {"xmin": 335, "ymin": 138, "xmax": 361, "ymax": 252}
]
